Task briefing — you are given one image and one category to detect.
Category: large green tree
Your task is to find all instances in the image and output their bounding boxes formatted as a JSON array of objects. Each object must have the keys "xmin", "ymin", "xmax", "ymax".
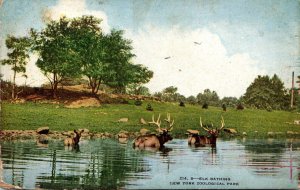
[
  {"xmin": 70, "ymin": 16, "xmax": 108, "ymax": 95},
  {"xmin": 243, "ymin": 75, "xmax": 289, "ymax": 110},
  {"xmin": 104, "ymin": 30, "xmax": 152, "ymax": 93},
  {"xmin": 31, "ymin": 17, "xmax": 81, "ymax": 98},
  {"xmin": 0, "ymin": 36, "xmax": 31, "ymax": 99}
]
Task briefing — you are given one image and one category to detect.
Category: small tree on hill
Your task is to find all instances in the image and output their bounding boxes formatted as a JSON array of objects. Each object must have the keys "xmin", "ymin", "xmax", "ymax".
[
  {"xmin": 0, "ymin": 36, "xmax": 31, "ymax": 99},
  {"xmin": 197, "ymin": 89, "xmax": 220, "ymax": 106},
  {"xmin": 186, "ymin": 95, "xmax": 197, "ymax": 105}
]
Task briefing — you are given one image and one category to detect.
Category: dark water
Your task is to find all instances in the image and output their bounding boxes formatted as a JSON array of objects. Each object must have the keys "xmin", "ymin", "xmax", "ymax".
[{"xmin": 1, "ymin": 138, "xmax": 300, "ymax": 189}]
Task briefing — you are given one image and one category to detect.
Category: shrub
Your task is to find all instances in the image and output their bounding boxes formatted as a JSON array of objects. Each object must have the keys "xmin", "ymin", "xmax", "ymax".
[
  {"xmin": 202, "ymin": 103, "xmax": 208, "ymax": 109},
  {"xmin": 134, "ymin": 99, "xmax": 143, "ymax": 106},
  {"xmin": 222, "ymin": 104, "xmax": 227, "ymax": 111},
  {"xmin": 179, "ymin": 101, "xmax": 185, "ymax": 107},
  {"xmin": 266, "ymin": 106, "xmax": 272, "ymax": 112},
  {"xmin": 146, "ymin": 103, "xmax": 153, "ymax": 111},
  {"xmin": 236, "ymin": 103, "xmax": 244, "ymax": 110}
]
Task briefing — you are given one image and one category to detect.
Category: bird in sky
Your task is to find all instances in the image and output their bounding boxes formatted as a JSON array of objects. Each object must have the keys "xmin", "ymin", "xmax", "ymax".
[
  {"xmin": 194, "ymin": 41, "xmax": 202, "ymax": 45},
  {"xmin": 164, "ymin": 56, "xmax": 171, "ymax": 59}
]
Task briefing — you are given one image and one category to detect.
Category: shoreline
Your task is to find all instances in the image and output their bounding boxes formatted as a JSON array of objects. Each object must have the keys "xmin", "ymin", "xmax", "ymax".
[
  {"xmin": 1, "ymin": 129, "xmax": 300, "ymax": 142},
  {"xmin": 0, "ymin": 129, "xmax": 138, "ymax": 141}
]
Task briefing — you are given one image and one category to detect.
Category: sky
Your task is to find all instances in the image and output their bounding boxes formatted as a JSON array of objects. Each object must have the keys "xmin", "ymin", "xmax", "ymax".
[{"xmin": 0, "ymin": 0, "xmax": 299, "ymax": 98}]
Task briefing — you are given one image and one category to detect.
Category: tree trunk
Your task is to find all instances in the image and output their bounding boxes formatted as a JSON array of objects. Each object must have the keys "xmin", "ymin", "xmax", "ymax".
[
  {"xmin": 95, "ymin": 79, "xmax": 102, "ymax": 95},
  {"xmin": 12, "ymin": 70, "xmax": 16, "ymax": 100},
  {"xmin": 52, "ymin": 82, "xmax": 58, "ymax": 99},
  {"xmin": 51, "ymin": 73, "xmax": 58, "ymax": 99}
]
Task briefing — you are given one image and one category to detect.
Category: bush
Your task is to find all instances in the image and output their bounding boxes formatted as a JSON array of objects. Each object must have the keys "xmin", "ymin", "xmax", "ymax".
[
  {"xmin": 146, "ymin": 103, "xmax": 153, "ymax": 111},
  {"xmin": 222, "ymin": 104, "xmax": 227, "ymax": 111},
  {"xmin": 266, "ymin": 105, "xmax": 272, "ymax": 112},
  {"xmin": 134, "ymin": 99, "xmax": 142, "ymax": 106},
  {"xmin": 202, "ymin": 103, "xmax": 208, "ymax": 109},
  {"xmin": 179, "ymin": 101, "xmax": 185, "ymax": 107},
  {"xmin": 236, "ymin": 103, "xmax": 244, "ymax": 110}
]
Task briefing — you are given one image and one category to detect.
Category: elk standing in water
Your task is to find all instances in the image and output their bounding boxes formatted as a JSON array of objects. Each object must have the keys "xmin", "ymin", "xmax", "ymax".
[
  {"xmin": 133, "ymin": 113, "xmax": 174, "ymax": 149},
  {"xmin": 187, "ymin": 117, "xmax": 225, "ymax": 146},
  {"xmin": 64, "ymin": 129, "xmax": 84, "ymax": 147}
]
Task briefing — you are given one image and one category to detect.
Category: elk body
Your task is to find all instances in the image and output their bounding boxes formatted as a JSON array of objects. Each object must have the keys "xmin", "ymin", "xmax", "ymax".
[
  {"xmin": 64, "ymin": 130, "xmax": 84, "ymax": 146},
  {"xmin": 187, "ymin": 117, "xmax": 225, "ymax": 146},
  {"xmin": 133, "ymin": 114, "xmax": 174, "ymax": 148}
]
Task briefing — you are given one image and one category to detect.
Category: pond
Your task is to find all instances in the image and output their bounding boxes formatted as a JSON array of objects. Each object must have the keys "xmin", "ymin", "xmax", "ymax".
[{"xmin": 1, "ymin": 138, "xmax": 300, "ymax": 189}]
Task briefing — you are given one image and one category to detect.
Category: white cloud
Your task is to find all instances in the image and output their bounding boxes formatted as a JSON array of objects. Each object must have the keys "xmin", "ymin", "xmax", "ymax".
[
  {"xmin": 126, "ymin": 26, "xmax": 265, "ymax": 98},
  {"xmin": 42, "ymin": 0, "xmax": 110, "ymax": 33},
  {"xmin": 0, "ymin": 54, "xmax": 48, "ymax": 87}
]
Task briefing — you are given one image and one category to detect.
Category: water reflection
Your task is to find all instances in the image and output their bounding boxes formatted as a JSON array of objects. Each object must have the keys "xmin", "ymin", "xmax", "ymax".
[{"xmin": 0, "ymin": 138, "xmax": 299, "ymax": 189}]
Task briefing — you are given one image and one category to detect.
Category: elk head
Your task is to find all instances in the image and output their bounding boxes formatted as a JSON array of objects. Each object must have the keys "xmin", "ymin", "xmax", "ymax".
[
  {"xmin": 149, "ymin": 113, "xmax": 174, "ymax": 142},
  {"xmin": 133, "ymin": 113, "xmax": 174, "ymax": 149},
  {"xmin": 64, "ymin": 129, "xmax": 84, "ymax": 147},
  {"xmin": 199, "ymin": 116, "xmax": 225, "ymax": 138}
]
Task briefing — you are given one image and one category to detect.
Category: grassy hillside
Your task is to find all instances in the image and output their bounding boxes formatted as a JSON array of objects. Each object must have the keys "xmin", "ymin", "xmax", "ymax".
[{"xmin": 1, "ymin": 100, "xmax": 300, "ymax": 138}]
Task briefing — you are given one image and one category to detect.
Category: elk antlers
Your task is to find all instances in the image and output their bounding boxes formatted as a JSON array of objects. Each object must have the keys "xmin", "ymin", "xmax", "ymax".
[
  {"xmin": 148, "ymin": 113, "xmax": 174, "ymax": 133},
  {"xmin": 219, "ymin": 116, "xmax": 225, "ymax": 131},
  {"xmin": 199, "ymin": 117, "xmax": 210, "ymax": 132},
  {"xmin": 164, "ymin": 113, "xmax": 174, "ymax": 131},
  {"xmin": 148, "ymin": 114, "xmax": 162, "ymax": 132},
  {"xmin": 199, "ymin": 116, "xmax": 225, "ymax": 132}
]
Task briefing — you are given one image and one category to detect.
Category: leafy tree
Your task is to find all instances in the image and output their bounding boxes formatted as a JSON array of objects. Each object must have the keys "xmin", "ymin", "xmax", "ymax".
[
  {"xmin": 104, "ymin": 30, "xmax": 148, "ymax": 93},
  {"xmin": 153, "ymin": 92, "xmax": 163, "ymax": 100},
  {"xmin": 163, "ymin": 86, "xmax": 178, "ymax": 94},
  {"xmin": 161, "ymin": 86, "xmax": 178, "ymax": 102},
  {"xmin": 0, "ymin": 36, "xmax": 31, "ymax": 99},
  {"xmin": 221, "ymin": 96, "xmax": 238, "ymax": 107},
  {"xmin": 243, "ymin": 75, "xmax": 289, "ymax": 110},
  {"xmin": 70, "ymin": 16, "xmax": 107, "ymax": 95},
  {"xmin": 128, "ymin": 64, "xmax": 153, "ymax": 88},
  {"xmin": 176, "ymin": 93, "xmax": 186, "ymax": 102},
  {"xmin": 186, "ymin": 95, "xmax": 197, "ymax": 105},
  {"xmin": 31, "ymin": 17, "xmax": 82, "ymax": 98},
  {"xmin": 127, "ymin": 84, "xmax": 151, "ymax": 96},
  {"xmin": 196, "ymin": 89, "xmax": 220, "ymax": 106},
  {"xmin": 155, "ymin": 86, "xmax": 186, "ymax": 102},
  {"xmin": 270, "ymin": 74, "xmax": 289, "ymax": 109}
]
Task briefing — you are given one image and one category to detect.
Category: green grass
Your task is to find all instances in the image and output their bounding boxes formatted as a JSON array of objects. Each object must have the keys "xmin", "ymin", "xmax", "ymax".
[{"xmin": 1, "ymin": 101, "xmax": 300, "ymax": 138}]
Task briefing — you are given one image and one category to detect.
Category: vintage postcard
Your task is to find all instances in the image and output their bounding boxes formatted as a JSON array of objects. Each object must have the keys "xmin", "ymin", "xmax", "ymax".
[{"xmin": 0, "ymin": 0, "xmax": 299, "ymax": 189}]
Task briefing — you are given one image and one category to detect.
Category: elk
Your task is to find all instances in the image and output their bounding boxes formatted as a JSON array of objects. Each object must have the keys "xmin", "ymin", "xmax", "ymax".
[
  {"xmin": 187, "ymin": 116, "xmax": 225, "ymax": 146},
  {"xmin": 64, "ymin": 129, "xmax": 84, "ymax": 147},
  {"xmin": 133, "ymin": 113, "xmax": 174, "ymax": 149}
]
